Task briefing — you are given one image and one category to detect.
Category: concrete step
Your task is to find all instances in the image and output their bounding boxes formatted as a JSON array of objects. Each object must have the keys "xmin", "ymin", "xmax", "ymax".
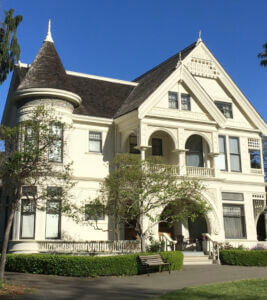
[{"xmin": 183, "ymin": 255, "xmax": 213, "ymax": 265}]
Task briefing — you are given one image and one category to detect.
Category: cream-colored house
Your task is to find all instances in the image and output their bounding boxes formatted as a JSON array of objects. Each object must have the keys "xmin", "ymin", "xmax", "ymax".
[{"xmin": 1, "ymin": 24, "xmax": 267, "ymax": 254}]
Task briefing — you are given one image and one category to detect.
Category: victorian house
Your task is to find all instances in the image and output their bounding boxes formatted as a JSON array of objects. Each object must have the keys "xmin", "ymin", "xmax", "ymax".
[{"xmin": 0, "ymin": 23, "xmax": 266, "ymax": 254}]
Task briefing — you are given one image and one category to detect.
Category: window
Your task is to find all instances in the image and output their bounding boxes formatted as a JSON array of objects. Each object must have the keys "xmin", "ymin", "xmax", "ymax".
[
  {"xmin": 168, "ymin": 92, "xmax": 178, "ymax": 109},
  {"xmin": 85, "ymin": 204, "xmax": 105, "ymax": 221},
  {"xmin": 185, "ymin": 135, "xmax": 204, "ymax": 167},
  {"xmin": 45, "ymin": 187, "xmax": 62, "ymax": 239},
  {"xmin": 48, "ymin": 123, "xmax": 63, "ymax": 163},
  {"xmin": 249, "ymin": 150, "xmax": 261, "ymax": 169},
  {"xmin": 24, "ymin": 124, "xmax": 38, "ymax": 151},
  {"xmin": 229, "ymin": 137, "xmax": 241, "ymax": 172},
  {"xmin": 152, "ymin": 138, "xmax": 162, "ymax": 156},
  {"xmin": 129, "ymin": 135, "xmax": 140, "ymax": 154},
  {"xmin": 20, "ymin": 199, "xmax": 36, "ymax": 239},
  {"xmin": 222, "ymin": 192, "xmax": 244, "ymax": 201},
  {"xmin": 215, "ymin": 101, "xmax": 233, "ymax": 118},
  {"xmin": 223, "ymin": 205, "xmax": 246, "ymax": 238},
  {"xmin": 217, "ymin": 136, "xmax": 227, "ymax": 171},
  {"xmin": 89, "ymin": 132, "xmax": 102, "ymax": 153},
  {"xmin": 181, "ymin": 93, "xmax": 191, "ymax": 111}
]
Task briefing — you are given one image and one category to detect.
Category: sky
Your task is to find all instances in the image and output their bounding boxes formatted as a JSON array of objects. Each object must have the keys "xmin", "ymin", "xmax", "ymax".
[{"xmin": 0, "ymin": 0, "xmax": 267, "ymax": 122}]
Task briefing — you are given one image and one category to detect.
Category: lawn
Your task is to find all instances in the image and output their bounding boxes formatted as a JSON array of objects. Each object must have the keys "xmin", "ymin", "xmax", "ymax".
[
  {"xmin": 0, "ymin": 280, "xmax": 33, "ymax": 298},
  {"xmin": 151, "ymin": 279, "xmax": 267, "ymax": 300}
]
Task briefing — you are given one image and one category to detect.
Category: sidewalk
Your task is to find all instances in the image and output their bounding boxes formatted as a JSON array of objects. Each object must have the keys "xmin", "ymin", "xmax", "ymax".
[{"xmin": 3, "ymin": 265, "xmax": 267, "ymax": 300}]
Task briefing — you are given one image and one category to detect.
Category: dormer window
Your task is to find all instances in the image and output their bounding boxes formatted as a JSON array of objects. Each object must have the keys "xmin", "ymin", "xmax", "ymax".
[
  {"xmin": 215, "ymin": 101, "xmax": 233, "ymax": 118},
  {"xmin": 168, "ymin": 92, "xmax": 178, "ymax": 109}
]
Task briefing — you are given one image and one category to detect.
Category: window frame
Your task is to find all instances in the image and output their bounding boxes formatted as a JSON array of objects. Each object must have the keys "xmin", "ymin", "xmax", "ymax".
[
  {"xmin": 223, "ymin": 204, "xmax": 246, "ymax": 239},
  {"xmin": 129, "ymin": 135, "xmax": 140, "ymax": 154},
  {"xmin": 20, "ymin": 199, "xmax": 36, "ymax": 239},
  {"xmin": 89, "ymin": 131, "xmax": 102, "ymax": 153},
  {"xmin": 218, "ymin": 135, "xmax": 228, "ymax": 171},
  {"xmin": 215, "ymin": 101, "xmax": 233, "ymax": 119},
  {"xmin": 229, "ymin": 136, "xmax": 242, "ymax": 172},
  {"xmin": 181, "ymin": 93, "xmax": 191, "ymax": 111},
  {"xmin": 249, "ymin": 149, "xmax": 262, "ymax": 169},
  {"xmin": 45, "ymin": 186, "xmax": 62, "ymax": 240},
  {"xmin": 48, "ymin": 122, "xmax": 63, "ymax": 163},
  {"xmin": 168, "ymin": 91, "xmax": 178, "ymax": 109}
]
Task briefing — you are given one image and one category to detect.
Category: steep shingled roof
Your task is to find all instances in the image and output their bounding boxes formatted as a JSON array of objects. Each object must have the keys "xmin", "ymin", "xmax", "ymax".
[
  {"xmin": 15, "ymin": 41, "xmax": 196, "ymax": 119},
  {"xmin": 17, "ymin": 41, "xmax": 74, "ymax": 92},
  {"xmin": 114, "ymin": 42, "xmax": 196, "ymax": 118}
]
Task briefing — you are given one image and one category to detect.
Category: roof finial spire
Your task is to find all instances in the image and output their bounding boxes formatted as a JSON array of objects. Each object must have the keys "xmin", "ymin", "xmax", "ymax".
[
  {"xmin": 176, "ymin": 51, "xmax": 183, "ymax": 68},
  {"xmin": 44, "ymin": 19, "xmax": 54, "ymax": 43},
  {"xmin": 197, "ymin": 30, "xmax": 202, "ymax": 44}
]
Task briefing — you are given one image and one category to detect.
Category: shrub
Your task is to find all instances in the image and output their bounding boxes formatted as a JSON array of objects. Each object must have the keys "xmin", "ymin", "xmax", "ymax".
[
  {"xmin": 4, "ymin": 251, "xmax": 183, "ymax": 277},
  {"xmin": 220, "ymin": 250, "xmax": 267, "ymax": 266},
  {"xmin": 146, "ymin": 238, "xmax": 165, "ymax": 252}
]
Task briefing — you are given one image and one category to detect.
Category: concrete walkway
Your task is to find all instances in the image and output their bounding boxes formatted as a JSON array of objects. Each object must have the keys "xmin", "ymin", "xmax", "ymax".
[{"xmin": 3, "ymin": 265, "xmax": 267, "ymax": 300}]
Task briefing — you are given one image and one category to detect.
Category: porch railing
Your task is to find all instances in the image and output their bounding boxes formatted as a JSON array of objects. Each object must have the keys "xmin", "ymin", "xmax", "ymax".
[
  {"xmin": 38, "ymin": 240, "xmax": 141, "ymax": 254},
  {"xmin": 150, "ymin": 164, "xmax": 179, "ymax": 175},
  {"xmin": 186, "ymin": 166, "xmax": 215, "ymax": 177},
  {"xmin": 202, "ymin": 233, "xmax": 220, "ymax": 264}
]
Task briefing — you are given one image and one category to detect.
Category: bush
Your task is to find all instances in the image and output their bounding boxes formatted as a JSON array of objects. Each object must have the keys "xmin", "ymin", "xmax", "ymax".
[
  {"xmin": 220, "ymin": 250, "xmax": 267, "ymax": 266},
  {"xmin": 5, "ymin": 251, "xmax": 183, "ymax": 277}
]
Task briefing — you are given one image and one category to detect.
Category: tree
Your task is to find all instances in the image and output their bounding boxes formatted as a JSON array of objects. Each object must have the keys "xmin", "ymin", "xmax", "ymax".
[
  {"xmin": 0, "ymin": 105, "xmax": 74, "ymax": 281},
  {"xmin": 82, "ymin": 154, "xmax": 209, "ymax": 252},
  {"xmin": 258, "ymin": 42, "xmax": 267, "ymax": 67},
  {"xmin": 0, "ymin": 8, "xmax": 22, "ymax": 84}
]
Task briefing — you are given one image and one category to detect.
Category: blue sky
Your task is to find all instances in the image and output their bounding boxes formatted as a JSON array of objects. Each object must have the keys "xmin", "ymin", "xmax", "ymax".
[{"xmin": 1, "ymin": 0, "xmax": 267, "ymax": 122}]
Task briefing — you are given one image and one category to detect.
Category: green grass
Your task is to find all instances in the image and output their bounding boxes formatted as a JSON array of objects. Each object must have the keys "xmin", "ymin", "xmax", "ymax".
[{"xmin": 151, "ymin": 279, "xmax": 267, "ymax": 299}]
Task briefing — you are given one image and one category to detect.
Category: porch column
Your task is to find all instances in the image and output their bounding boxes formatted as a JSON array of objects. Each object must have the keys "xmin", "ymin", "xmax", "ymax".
[
  {"xmin": 208, "ymin": 153, "xmax": 219, "ymax": 177},
  {"xmin": 177, "ymin": 149, "xmax": 187, "ymax": 175}
]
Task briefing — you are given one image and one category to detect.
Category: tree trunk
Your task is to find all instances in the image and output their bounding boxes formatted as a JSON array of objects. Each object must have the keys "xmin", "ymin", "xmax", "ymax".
[
  {"xmin": 140, "ymin": 234, "xmax": 146, "ymax": 252},
  {"xmin": 0, "ymin": 207, "xmax": 15, "ymax": 281}
]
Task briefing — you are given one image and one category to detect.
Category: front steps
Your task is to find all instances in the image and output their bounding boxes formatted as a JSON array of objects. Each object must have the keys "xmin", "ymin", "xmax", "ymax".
[{"xmin": 183, "ymin": 251, "xmax": 213, "ymax": 265}]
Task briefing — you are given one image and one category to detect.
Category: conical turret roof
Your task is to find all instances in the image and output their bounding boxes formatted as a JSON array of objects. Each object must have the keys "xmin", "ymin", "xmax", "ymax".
[{"xmin": 17, "ymin": 40, "xmax": 73, "ymax": 92}]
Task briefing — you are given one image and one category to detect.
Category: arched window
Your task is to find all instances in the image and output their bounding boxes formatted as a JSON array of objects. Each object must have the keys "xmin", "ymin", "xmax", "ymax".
[{"xmin": 186, "ymin": 135, "xmax": 204, "ymax": 167}]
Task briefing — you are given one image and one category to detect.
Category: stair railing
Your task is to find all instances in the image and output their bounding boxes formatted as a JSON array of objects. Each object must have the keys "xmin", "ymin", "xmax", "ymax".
[{"xmin": 202, "ymin": 233, "xmax": 221, "ymax": 264}]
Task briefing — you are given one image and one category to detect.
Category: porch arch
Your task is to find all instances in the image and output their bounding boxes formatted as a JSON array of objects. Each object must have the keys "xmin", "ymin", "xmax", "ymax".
[{"xmin": 146, "ymin": 127, "xmax": 178, "ymax": 149}]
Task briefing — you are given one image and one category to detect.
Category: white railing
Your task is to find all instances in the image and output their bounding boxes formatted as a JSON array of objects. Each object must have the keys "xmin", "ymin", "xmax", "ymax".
[
  {"xmin": 186, "ymin": 166, "xmax": 215, "ymax": 177},
  {"xmin": 160, "ymin": 233, "xmax": 177, "ymax": 251},
  {"xmin": 202, "ymin": 233, "xmax": 220, "ymax": 264},
  {"xmin": 150, "ymin": 164, "xmax": 179, "ymax": 175},
  {"xmin": 251, "ymin": 169, "xmax": 263, "ymax": 174},
  {"xmin": 38, "ymin": 240, "xmax": 141, "ymax": 254}
]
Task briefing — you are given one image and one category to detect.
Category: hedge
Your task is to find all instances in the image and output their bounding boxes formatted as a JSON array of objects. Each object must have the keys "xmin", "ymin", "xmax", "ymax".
[
  {"xmin": 5, "ymin": 251, "xmax": 183, "ymax": 277},
  {"xmin": 220, "ymin": 250, "xmax": 267, "ymax": 266}
]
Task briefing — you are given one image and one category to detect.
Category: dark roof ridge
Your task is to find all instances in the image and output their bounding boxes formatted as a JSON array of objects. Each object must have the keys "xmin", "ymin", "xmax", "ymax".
[{"xmin": 133, "ymin": 41, "xmax": 197, "ymax": 82}]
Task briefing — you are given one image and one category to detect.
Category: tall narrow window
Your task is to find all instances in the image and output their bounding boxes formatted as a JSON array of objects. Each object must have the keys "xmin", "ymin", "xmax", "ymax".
[
  {"xmin": 152, "ymin": 138, "xmax": 162, "ymax": 156},
  {"xmin": 215, "ymin": 101, "xmax": 233, "ymax": 118},
  {"xmin": 185, "ymin": 135, "xmax": 204, "ymax": 167},
  {"xmin": 181, "ymin": 93, "xmax": 191, "ymax": 111},
  {"xmin": 129, "ymin": 135, "xmax": 140, "ymax": 154},
  {"xmin": 45, "ymin": 187, "xmax": 61, "ymax": 239},
  {"xmin": 48, "ymin": 123, "xmax": 63, "ymax": 163},
  {"xmin": 217, "ymin": 136, "xmax": 227, "ymax": 171},
  {"xmin": 89, "ymin": 132, "xmax": 102, "ymax": 153},
  {"xmin": 20, "ymin": 199, "xmax": 36, "ymax": 239},
  {"xmin": 229, "ymin": 137, "xmax": 241, "ymax": 172},
  {"xmin": 223, "ymin": 205, "xmax": 246, "ymax": 238},
  {"xmin": 168, "ymin": 92, "xmax": 178, "ymax": 109}
]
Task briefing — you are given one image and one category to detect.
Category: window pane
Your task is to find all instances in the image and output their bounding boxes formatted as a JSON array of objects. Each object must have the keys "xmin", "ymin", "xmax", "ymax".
[
  {"xmin": 51, "ymin": 124, "xmax": 62, "ymax": 138},
  {"xmin": 21, "ymin": 214, "xmax": 35, "ymax": 238},
  {"xmin": 250, "ymin": 150, "xmax": 261, "ymax": 169},
  {"xmin": 186, "ymin": 152, "xmax": 203, "ymax": 167},
  {"xmin": 89, "ymin": 132, "xmax": 101, "ymax": 140},
  {"xmin": 217, "ymin": 154, "xmax": 226, "ymax": 170},
  {"xmin": 222, "ymin": 192, "xmax": 244, "ymax": 201},
  {"xmin": 230, "ymin": 155, "xmax": 241, "ymax": 172},
  {"xmin": 215, "ymin": 101, "xmax": 233, "ymax": 118},
  {"xmin": 223, "ymin": 205, "xmax": 246, "ymax": 238},
  {"xmin": 181, "ymin": 94, "xmax": 191, "ymax": 111},
  {"xmin": 168, "ymin": 92, "xmax": 178, "ymax": 109},
  {"xmin": 229, "ymin": 137, "xmax": 239, "ymax": 154},
  {"xmin": 89, "ymin": 140, "xmax": 101, "ymax": 152},
  {"xmin": 219, "ymin": 136, "xmax": 225, "ymax": 152},
  {"xmin": 49, "ymin": 140, "xmax": 62, "ymax": 162},
  {"xmin": 46, "ymin": 214, "xmax": 59, "ymax": 238}
]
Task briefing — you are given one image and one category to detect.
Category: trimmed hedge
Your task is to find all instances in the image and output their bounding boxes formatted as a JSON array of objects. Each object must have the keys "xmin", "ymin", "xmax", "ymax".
[
  {"xmin": 220, "ymin": 250, "xmax": 267, "ymax": 266},
  {"xmin": 5, "ymin": 251, "xmax": 183, "ymax": 277}
]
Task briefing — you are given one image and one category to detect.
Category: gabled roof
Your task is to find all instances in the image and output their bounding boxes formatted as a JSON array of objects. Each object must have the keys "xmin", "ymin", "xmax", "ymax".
[
  {"xmin": 17, "ymin": 41, "xmax": 73, "ymax": 92},
  {"xmin": 114, "ymin": 42, "xmax": 197, "ymax": 118}
]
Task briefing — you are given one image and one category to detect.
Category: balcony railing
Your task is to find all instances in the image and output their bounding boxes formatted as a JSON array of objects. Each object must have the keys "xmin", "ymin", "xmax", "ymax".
[
  {"xmin": 38, "ymin": 240, "xmax": 141, "ymax": 254},
  {"xmin": 150, "ymin": 164, "xmax": 179, "ymax": 175},
  {"xmin": 186, "ymin": 166, "xmax": 215, "ymax": 177}
]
